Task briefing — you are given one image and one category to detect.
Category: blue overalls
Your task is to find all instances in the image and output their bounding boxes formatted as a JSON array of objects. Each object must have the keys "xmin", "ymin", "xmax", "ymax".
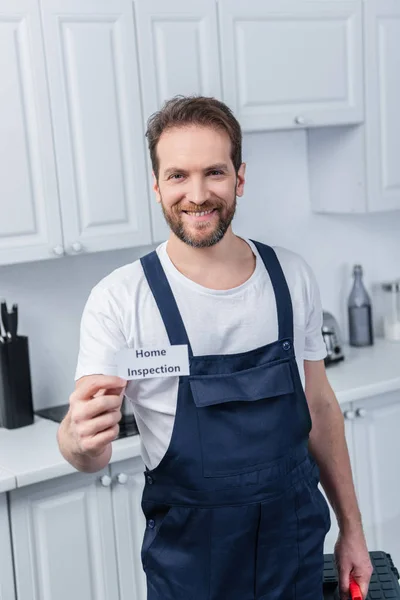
[{"xmin": 139, "ymin": 240, "xmax": 331, "ymax": 600}]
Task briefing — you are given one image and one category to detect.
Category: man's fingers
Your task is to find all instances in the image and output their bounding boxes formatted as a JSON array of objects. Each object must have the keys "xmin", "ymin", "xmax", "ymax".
[
  {"xmin": 93, "ymin": 387, "xmax": 125, "ymax": 398},
  {"xmin": 79, "ymin": 425, "xmax": 120, "ymax": 457},
  {"xmin": 341, "ymin": 572, "xmax": 370, "ymax": 600},
  {"xmin": 80, "ymin": 410, "xmax": 122, "ymax": 438},
  {"xmin": 74, "ymin": 376, "xmax": 126, "ymax": 401},
  {"xmin": 339, "ymin": 567, "xmax": 351, "ymax": 600},
  {"xmin": 352, "ymin": 567, "xmax": 373, "ymax": 599},
  {"xmin": 77, "ymin": 394, "xmax": 123, "ymax": 420},
  {"xmin": 359, "ymin": 581, "xmax": 369, "ymax": 600}
]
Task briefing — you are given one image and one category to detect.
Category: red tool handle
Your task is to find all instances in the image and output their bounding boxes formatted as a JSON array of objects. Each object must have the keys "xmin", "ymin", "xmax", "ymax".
[{"xmin": 349, "ymin": 578, "xmax": 362, "ymax": 600}]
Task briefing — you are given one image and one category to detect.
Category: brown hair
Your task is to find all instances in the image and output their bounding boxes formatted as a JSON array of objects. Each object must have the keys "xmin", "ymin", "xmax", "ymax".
[{"xmin": 145, "ymin": 95, "xmax": 242, "ymax": 180}]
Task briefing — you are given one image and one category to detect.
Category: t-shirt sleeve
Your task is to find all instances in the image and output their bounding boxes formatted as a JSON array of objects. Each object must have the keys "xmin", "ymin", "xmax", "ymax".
[
  {"xmin": 74, "ymin": 286, "xmax": 127, "ymax": 381},
  {"xmin": 302, "ymin": 262, "xmax": 328, "ymax": 362}
]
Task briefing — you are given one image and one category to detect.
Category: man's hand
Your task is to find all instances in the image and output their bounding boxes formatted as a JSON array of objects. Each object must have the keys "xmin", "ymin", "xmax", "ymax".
[
  {"xmin": 58, "ymin": 375, "xmax": 127, "ymax": 472},
  {"xmin": 334, "ymin": 527, "xmax": 373, "ymax": 599}
]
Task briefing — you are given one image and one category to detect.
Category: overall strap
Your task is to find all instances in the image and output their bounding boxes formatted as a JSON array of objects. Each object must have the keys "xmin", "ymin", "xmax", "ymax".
[
  {"xmin": 140, "ymin": 250, "xmax": 193, "ymax": 357},
  {"xmin": 250, "ymin": 240, "xmax": 294, "ymax": 340}
]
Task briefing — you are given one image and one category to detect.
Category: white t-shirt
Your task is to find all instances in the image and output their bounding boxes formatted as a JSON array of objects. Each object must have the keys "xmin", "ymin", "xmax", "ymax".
[{"xmin": 75, "ymin": 239, "xmax": 327, "ymax": 470}]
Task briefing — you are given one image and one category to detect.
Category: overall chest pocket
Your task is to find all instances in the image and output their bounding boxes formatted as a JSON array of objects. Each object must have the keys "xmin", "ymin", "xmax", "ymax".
[{"xmin": 189, "ymin": 360, "xmax": 303, "ymax": 478}]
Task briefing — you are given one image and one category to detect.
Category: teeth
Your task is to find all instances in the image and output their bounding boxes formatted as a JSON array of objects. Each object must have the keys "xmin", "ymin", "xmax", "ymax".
[{"xmin": 185, "ymin": 209, "xmax": 214, "ymax": 217}]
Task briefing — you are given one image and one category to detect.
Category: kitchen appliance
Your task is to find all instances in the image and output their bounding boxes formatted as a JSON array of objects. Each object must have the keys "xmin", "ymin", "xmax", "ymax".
[
  {"xmin": 0, "ymin": 300, "xmax": 34, "ymax": 429},
  {"xmin": 35, "ymin": 396, "xmax": 139, "ymax": 439},
  {"xmin": 322, "ymin": 311, "xmax": 345, "ymax": 366}
]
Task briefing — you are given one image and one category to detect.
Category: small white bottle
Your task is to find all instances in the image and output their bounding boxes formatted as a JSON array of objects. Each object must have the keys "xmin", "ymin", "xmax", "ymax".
[{"xmin": 382, "ymin": 281, "xmax": 400, "ymax": 342}]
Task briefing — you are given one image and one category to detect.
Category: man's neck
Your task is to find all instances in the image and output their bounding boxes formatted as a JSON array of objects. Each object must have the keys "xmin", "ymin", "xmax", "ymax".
[{"xmin": 165, "ymin": 230, "xmax": 256, "ymax": 290}]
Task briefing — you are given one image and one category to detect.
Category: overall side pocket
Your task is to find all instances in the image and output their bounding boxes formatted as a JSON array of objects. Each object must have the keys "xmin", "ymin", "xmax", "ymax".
[{"xmin": 141, "ymin": 503, "xmax": 172, "ymax": 569}]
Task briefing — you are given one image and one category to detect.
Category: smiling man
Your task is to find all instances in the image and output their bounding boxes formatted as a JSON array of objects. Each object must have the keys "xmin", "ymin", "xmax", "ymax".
[{"xmin": 58, "ymin": 96, "xmax": 372, "ymax": 600}]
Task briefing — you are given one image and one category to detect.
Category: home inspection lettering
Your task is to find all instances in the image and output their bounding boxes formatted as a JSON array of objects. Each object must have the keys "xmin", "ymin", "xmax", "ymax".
[
  {"xmin": 135, "ymin": 349, "xmax": 166, "ymax": 358},
  {"xmin": 127, "ymin": 364, "xmax": 181, "ymax": 377},
  {"xmin": 116, "ymin": 345, "xmax": 190, "ymax": 380}
]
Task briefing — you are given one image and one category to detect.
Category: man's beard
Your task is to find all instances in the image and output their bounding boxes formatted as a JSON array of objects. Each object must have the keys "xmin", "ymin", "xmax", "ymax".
[{"xmin": 160, "ymin": 196, "xmax": 237, "ymax": 248}]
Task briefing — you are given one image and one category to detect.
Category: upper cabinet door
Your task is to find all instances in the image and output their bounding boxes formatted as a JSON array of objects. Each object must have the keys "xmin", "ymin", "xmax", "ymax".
[
  {"xmin": 218, "ymin": 0, "xmax": 364, "ymax": 132},
  {"xmin": 0, "ymin": 0, "xmax": 64, "ymax": 266},
  {"xmin": 134, "ymin": 0, "xmax": 222, "ymax": 242},
  {"xmin": 41, "ymin": 0, "xmax": 152, "ymax": 256},
  {"xmin": 364, "ymin": 0, "xmax": 400, "ymax": 212}
]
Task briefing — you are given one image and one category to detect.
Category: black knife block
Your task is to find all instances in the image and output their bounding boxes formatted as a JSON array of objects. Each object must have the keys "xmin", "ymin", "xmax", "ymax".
[{"xmin": 0, "ymin": 335, "xmax": 34, "ymax": 429}]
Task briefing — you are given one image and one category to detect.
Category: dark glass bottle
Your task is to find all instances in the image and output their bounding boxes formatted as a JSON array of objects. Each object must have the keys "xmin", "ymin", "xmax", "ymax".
[{"xmin": 348, "ymin": 265, "xmax": 374, "ymax": 347}]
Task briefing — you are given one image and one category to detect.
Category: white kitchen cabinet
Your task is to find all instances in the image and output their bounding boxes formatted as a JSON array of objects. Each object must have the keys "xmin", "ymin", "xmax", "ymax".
[
  {"xmin": 10, "ymin": 468, "xmax": 120, "ymax": 600},
  {"xmin": 352, "ymin": 390, "xmax": 400, "ymax": 569},
  {"xmin": 0, "ymin": 0, "xmax": 64, "ymax": 266},
  {"xmin": 218, "ymin": 0, "xmax": 364, "ymax": 132},
  {"xmin": 323, "ymin": 390, "xmax": 400, "ymax": 568},
  {"xmin": 308, "ymin": 0, "xmax": 400, "ymax": 213},
  {"xmin": 363, "ymin": 0, "xmax": 400, "ymax": 212},
  {"xmin": 0, "ymin": 493, "xmax": 16, "ymax": 600},
  {"xmin": 323, "ymin": 402, "xmax": 356, "ymax": 554},
  {"xmin": 110, "ymin": 457, "xmax": 147, "ymax": 600},
  {"xmin": 40, "ymin": 0, "xmax": 152, "ymax": 256},
  {"xmin": 134, "ymin": 0, "xmax": 222, "ymax": 242}
]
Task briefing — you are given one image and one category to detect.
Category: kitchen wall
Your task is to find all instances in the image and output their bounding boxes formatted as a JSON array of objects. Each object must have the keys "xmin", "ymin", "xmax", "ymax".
[{"xmin": 1, "ymin": 129, "xmax": 400, "ymax": 410}]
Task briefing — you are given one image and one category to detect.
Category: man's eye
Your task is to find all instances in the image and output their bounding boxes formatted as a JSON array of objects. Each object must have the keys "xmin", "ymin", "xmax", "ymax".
[
  {"xmin": 209, "ymin": 170, "xmax": 224, "ymax": 176},
  {"xmin": 170, "ymin": 174, "xmax": 183, "ymax": 180}
]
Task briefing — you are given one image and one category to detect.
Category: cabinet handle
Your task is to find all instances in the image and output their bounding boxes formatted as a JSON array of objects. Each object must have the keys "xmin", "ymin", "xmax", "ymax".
[
  {"xmin": 100, "ymin": 475, "xmax": 112, "ymax": 487},
  {"xmin": 343, "ymin": 410, "xmax": 356, "ymax": 420},
  {"xmin": 116, "ymin": 473, "xmax": 128, "ymax": 485},
  {"xmin": 356, "ymin": 408, "xmax": 367, "ymax": 418},
  {"xmin": 294, "ymin": 115, "xmax": 307, "ymax": 126},
  {"xmin": 52, "ymin": 245, "xmax": 64, "ymax": 256},
  {"xmin": 70, "ymin": 241, "xmax": 83, "ymax": 253}
]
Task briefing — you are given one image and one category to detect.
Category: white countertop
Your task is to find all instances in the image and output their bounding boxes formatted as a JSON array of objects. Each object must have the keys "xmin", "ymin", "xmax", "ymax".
[
  {"xmin": 0, "ymin": 338, "xmax": 399, "ymax": 491},
  {"xmin": 0, "ymin": 417, "xmax": 142, "ymax": 491},
  {"xmin": 0, "ymin": 467, "xmax": 16, "ymax": 493},
  {"xmin": 325, "ymin": 338, "xmax": 400, "ymax": 404}
]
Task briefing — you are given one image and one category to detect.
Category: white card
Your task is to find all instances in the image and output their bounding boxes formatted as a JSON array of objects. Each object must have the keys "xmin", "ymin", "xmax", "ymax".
[{"xmin": 116, "ymin": 345, "xmax": 190, "ymax": 380}]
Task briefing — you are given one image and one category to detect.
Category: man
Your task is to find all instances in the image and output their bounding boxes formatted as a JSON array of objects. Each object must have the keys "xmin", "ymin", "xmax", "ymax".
[{"xmin": 58, "ymin": 96, "xmax": 372, "ymax": 599}]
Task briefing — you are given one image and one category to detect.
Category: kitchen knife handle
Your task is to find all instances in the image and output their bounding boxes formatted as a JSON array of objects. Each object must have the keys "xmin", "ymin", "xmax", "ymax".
[
  {"xmin": 1, "ymin": 302, "xmax": 9, "ymax": 338},
  {"xmin": 9, "ymin": 305, "xmax": 18, "ymax": 338}
]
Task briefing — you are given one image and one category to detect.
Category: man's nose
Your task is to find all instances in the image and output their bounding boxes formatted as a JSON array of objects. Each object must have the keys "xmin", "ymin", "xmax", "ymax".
[{"xmin": 187, "ymin": 177, "xmax": 211, "ymax": 205}]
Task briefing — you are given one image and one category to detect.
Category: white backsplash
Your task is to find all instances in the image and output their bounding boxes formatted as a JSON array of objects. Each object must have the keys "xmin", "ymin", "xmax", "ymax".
[{"xmin": 1, "ymin": 129, "xmax": 400, "ymax": 409}]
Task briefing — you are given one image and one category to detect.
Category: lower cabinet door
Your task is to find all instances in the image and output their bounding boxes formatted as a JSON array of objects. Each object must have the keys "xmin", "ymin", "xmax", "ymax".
[
  {"xmin": 0, "ymin": 492, "xmax": 16, "ymax": 600},
  {"xmin": 323, "ymin": 402, "xmax": 356, "ymax": 554},
  {"xmin": 110, "ymin": 457, "xmax": 147, "ymax": 600},
  {"xmin": 10, "ymin": 468, "xmax": 119, "ymax": 600},
  {"xmin": 352, "ymin": 391, "xmax": 400, "ymax": 569}
]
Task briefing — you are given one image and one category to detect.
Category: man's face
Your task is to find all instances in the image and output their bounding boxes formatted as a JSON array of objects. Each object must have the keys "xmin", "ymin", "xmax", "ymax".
[{"xmin": 153, "ymin": 125, "xmax": 245, "ymax": 248}]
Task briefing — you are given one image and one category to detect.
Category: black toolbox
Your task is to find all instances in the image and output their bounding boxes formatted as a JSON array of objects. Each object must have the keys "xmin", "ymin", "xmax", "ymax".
[{"xmin": 323, "ymin": 552, "xmax": 400, "ymax": 599}]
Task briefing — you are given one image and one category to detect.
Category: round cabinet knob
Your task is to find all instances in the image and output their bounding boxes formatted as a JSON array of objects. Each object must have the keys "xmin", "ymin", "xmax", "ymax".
[
  {"xmin": 356, "ymin": 408, "xmax": 367, "ymax": 418},
  {"xmin": 100, "ymin": 475, "xmax": 112, "ymax": 487},
  {"xmin": 52, "ymin": 245, "xmax": 64, "ymax": 256},
  {"xmin": 343, "ymin": 410, "xmax": 356, "ymax": 420},
  {"xmin": 117, "ymin": 473, "xmax": 128, "ymax": 485},
  {"xmin": 294, "ymin": 115, "xmax": 306, "ymax": 126},
  {"xmin": 71, "ymin": 241, "xmax": 83, "ymax": 253}
]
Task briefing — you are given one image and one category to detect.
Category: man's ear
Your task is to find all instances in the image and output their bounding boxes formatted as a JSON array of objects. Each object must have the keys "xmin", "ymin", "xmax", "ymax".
[
  {"xmin": 236, "ymin": 162, "xmax": 246, "ymax": 197},
  {"xmin": 153, "ymin": 172, "xmax": 161, "ymax": 204}
]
